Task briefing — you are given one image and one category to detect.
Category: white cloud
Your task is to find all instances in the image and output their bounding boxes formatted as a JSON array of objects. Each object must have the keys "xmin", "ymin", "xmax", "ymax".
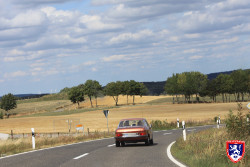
[
  {"xmin": 79, "ymin": 14, "xmax": 122, "ymax": 32},
  {"xmin": 189, "ymin": 55, "xmax": 203, "ymax": 60},
  {"xmin": 4, "ymin": 71, "xmax": 28, "ymax": 78},
  {"xmin": 108, "ymin": 29, "xmax": 153, "ymax": 44},
  {"xmin": 216, "ymin": 37, "xmax": 238, "ymax": 44},
  {"xmin": 102, "ymin": 55, "xmax": 130, "ymax": 62},
  {"xmin": 0, "ymin": 10, "xmax": 47, "ymax": 30},
  {"xmin": 83, "ymin": 61, "xmax": 96, "ymax": 66},
  {"xmin": 91, "ymin": 67, "xmax": 97, "ymax": 72},
  {"xmin": 183, "ymin": 49, "xmax": 200, "ymax": 54}
]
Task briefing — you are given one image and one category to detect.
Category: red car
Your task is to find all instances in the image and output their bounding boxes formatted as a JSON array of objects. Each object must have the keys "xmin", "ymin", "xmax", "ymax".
[{"xmin": 115, "ymin": 118, "xmax": 153, "ymax": 147}]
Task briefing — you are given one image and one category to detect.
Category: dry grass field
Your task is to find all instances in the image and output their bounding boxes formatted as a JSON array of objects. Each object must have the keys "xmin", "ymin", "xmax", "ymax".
[{"xmin": 0, "ymin": 95, "xmax": 249, "ymax": 134}]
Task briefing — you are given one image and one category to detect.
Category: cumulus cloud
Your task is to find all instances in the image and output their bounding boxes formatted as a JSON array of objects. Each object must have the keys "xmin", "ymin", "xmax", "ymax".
[
  {"xmin": 10, "ymin": 0, "xmax": 82, "ymax": 8},
  {"xmin": 0, "ymin": 0, "xmax": 250, "ymax": 95},
  {"xmin": 108, "ymin": 29, "xmax": 153, "ymax": 44},
  {"xmin": 102, "ymin": 55, "xmax": 131, "ymax": 62},
  {"xmin": 4, "ymin": 71, "xmax": 28, "ymax": 78},
  {"xmin": 178, "ymin": 0, "xmax": 250, "ymax": 33},
  {"xmin": 189, "ymin": 55, "xmax": 203, "ymax": 60}
]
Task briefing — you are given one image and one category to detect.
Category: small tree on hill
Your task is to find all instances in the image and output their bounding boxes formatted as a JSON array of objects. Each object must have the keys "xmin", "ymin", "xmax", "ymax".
[
  {"xmin": 0, "ymin": 93, "xmax": 17, "ymax": 118},
  {"xmin": 83, "ymin": 80, "xmax": 102, "ymax": 107},
  {"xmin": 68, "ymin": 86, "xmax": 84, "ymax": 108},
  {"xmin": 104, "ymin": 81, "xmax": 123, "ymax": 106}
]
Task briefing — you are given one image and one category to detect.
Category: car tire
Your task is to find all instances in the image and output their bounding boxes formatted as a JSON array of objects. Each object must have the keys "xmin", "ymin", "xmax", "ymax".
[
  {"xmin": 145, "ymin": 137, "xmax": 150, "ymax": 146},
  {"xmin": 149, "ymin": 138, "xmax": 153, "ymax": 145},
  {"xmin": 116, "ymin": 141, "xmax": 120, "ymax": 147},
  {"xmin": 121, "ymin": 142, "xmax": 125, "ymax": 147}
]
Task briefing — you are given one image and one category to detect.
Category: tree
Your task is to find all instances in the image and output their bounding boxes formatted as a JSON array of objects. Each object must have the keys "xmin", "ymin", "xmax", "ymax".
[
  {"xmin": 83, "ymin": 80, "xmax": 102, "ymax": 108},
  {"xmin": 216, "ymin": 74, "xmax": 233, "ymax": 102},
  {"xmin": 231, "ymin": 69, "xmax": 248, "ymax": 101},
  {"xmin": 121, "ymin": 81, "xmax": 131, "ymax": 105},
  {"xmin": 0, "ymin": 93, "xmax": 17, "ymax": 118},
  {"xmin": 68, "ymin": 86, "xmax": 85, "ymax": 108},
  {"xmin": 139, "ymin": 82, "xmax": 148, "ymax": 97},
  {"xmin": 0, "ymin": 111, "xmax": 3, "ymax": 119},
  {"xmin": 104, "ymin": 81, "xmax": 123, "ymax": 106},
  {"xmin": 165, "ymin": 74, "xmax": 179, "ymax": 103}
]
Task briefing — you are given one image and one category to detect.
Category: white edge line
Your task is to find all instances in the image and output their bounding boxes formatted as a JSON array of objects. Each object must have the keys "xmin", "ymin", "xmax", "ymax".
[
  {"xmin": 73, "ymin": 153, "xmax": 89, "ymax": 160},
  {"xmin": 107, "ymin": 144, "xmax": 115, "ymax": 147},
  {"xmin": 163, "ymin": 132, "xmax": 173, "ymax": 135},
  {"xmin": 0, "ymin": 137, "xmax": 113, "ymax": 160},
  {"xmin": 167, "ymin": 141, "xmax": 187, "ymax": 167}
]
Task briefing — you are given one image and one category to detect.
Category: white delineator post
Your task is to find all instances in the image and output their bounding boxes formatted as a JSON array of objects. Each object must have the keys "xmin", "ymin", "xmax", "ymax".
[
  {"xmin": 177, "ymin": 118, "xmax": 179, "ymax": 128},
  {"xmin": 182, "ymin": 121, "xmax": 186, "ymax": 141},
  {"xmin": 217, "ymin": 116, "xmax": 220, "ymax": 129},
  {"xmin": 31, "ymin": 128, "xmax": 35, "ymax": 149}
]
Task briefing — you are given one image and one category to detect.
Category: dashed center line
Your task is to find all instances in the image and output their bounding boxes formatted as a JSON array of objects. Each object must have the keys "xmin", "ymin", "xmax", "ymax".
[
  {"xmin": 107, "ymin": 144, "xmax": 116, "ymax": 147},
  {"xmin": 163, "ymin": 132, "xmax": 173, "ymax": 135},
  {"xmin": 73, "ymin": 153, "xmax": 89, "ymax": 160}
]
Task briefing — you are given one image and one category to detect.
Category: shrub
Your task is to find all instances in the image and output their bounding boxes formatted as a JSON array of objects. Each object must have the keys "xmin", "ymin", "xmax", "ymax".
[
  {"xmin": 225, "ymin": 103, "xmax": 250, "ymax": 139},
  {"xmin": 150, "ymin": 119, "xmax": 176, "ymax": 130},
  {"xmin": 0, "ymin": 111, "xmax": 3, "ymax": 119}
]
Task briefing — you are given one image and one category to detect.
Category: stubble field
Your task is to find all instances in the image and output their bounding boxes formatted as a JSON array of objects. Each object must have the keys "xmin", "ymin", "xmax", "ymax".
[{"xmin": 0, "ymin": 95, "xmax": 249, "ymax": 134}]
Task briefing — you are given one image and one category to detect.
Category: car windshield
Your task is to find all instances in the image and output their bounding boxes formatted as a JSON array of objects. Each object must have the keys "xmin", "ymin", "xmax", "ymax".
[{"xmin": 118, "ymin": 120, "xmax": 144, "ymax": 127}]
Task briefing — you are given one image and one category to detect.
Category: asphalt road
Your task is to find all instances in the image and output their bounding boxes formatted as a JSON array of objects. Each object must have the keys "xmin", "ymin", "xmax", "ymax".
[{"xmin": 0, "ymin": 125, "xmax": 215, "ymax": 167}]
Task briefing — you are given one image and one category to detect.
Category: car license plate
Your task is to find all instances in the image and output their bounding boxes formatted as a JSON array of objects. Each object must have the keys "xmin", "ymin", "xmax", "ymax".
[{"xmin": 123, "ymin": 133, "xmax": 137, "ymax": 137}]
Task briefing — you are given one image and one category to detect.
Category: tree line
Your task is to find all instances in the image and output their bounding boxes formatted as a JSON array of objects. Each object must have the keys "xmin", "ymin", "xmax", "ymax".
[
  {"xmin": 64, "ymin": 80, "xmax": 148, "ymax": 107},
  {"xmin": 164, "ymin": 69, "xmax": 250, "ymax": 103}
]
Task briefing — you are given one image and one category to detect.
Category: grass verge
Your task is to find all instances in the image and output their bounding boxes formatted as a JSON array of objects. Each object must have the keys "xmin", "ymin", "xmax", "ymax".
[
  {"xmin": 0, "ymin": 132, "xmax": 114, "ymax": 157},
  {"xmin": 151, "ymin": 119, "xmax": 215, "ymax": 131},
  {"xmin": 171, "ymin": 128, "xmax": 249, "ymax": 167}
]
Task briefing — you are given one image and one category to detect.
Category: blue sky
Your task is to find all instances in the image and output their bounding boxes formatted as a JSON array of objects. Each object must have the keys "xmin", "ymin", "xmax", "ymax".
[{"xmin": 0, "ymin": 0, "xmax": 249, "ymax": 96}]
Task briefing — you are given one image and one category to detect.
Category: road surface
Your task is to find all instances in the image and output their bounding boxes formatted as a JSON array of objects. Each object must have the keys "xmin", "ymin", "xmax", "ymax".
[{"xmin": 0, "ymin": 125, "xmax": 215, "ymax": 167}]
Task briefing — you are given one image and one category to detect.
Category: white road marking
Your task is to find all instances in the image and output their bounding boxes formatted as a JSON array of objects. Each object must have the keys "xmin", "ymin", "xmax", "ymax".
[
  {"xmin": 73, "ymin": 153, "xmax": 89, "ymax": 160},
  {"xmin": 0, "ymin": 137, "xmax": 113, "ymax": 160},
  {"xmin": 107, "ymin": 144, "xmax": 115, "ymax": 147},
  {"xmin": 166, "ymin": 141, "xmax": 187, "ymax": 167},
  {"xmin": 154, "ymin": 131, "xmax": 159, "ymax": 133},
  {"xmin": 187, "ymin": 129, "xmax": 196, "ymax": 131},
  {"xmin": 163, "ymin": 132, "xmax": 173, "ymax": 135}
]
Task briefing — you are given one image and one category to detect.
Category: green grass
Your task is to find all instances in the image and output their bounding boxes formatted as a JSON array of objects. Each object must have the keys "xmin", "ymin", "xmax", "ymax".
[
  {"xmin": 151, "ymin": 119, "xmax": 215, "ymax": 131},
  {"xmin": 172, "ymin": 128, "xmax": 249, "ymax": 167}
]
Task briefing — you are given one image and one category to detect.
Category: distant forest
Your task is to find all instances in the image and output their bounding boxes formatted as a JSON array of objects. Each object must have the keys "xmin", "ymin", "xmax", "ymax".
[
  {"xmin": 142, "ymin": 70, "xmax": 239, "ymax": 95},
  {"xmin": 3, "ymin": 69, "xmax": 248, "ymax": 99}
]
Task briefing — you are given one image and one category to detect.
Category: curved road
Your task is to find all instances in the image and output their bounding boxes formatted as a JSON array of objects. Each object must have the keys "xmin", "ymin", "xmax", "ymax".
[{"xmin": 0, "ymin": 125, "xmax": 215, "ymax": 167}]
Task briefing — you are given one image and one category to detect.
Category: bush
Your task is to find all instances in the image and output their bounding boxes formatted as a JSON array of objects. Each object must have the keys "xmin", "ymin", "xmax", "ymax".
[
  {"xmin": 150, "ymin": 120, "xmax": 176, "ymax": 130},
  {"xmin": 225, "ymin": 103, "xmax": 250, "ymax": 139},
  {"xmin": 0, "ymin": 111, "xmax": 3, "ymax": 119}
]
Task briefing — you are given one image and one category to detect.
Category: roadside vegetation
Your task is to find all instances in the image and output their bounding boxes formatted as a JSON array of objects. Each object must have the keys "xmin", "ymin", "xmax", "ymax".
[
  {"xmin": 0, "ymin": 132, "xmax": 114, "ymax": 157},
  {"xmin": 172, "ymin": 103, "xmax": 250, "ymax": 167},
  {"xmin": 151, "ymin": 119, "xmax": 215, "ymax": 131}
]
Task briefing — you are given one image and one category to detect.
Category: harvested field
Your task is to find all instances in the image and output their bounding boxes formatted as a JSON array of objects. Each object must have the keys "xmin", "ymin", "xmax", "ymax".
[{"xmin": 0, "ymin": 96, "xmax": 249, "ymax": 134}]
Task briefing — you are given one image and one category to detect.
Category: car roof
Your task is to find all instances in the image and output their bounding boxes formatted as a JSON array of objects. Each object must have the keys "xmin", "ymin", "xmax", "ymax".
[{"xmin": 119, "ymin": 118, "xmax": 146, "ymax": 121}]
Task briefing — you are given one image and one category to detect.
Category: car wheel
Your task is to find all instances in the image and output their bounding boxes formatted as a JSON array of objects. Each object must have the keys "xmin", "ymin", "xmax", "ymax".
[
  {"xmin": 116, "ymin": 141, "xmax": 120, "ymax": 147},
  {"xmin": 121, "ymin": 142, "xmax": 125, "ymax": 147},
  {"xmin": 149, "ymin": 138, "xmax": 153, "ymax": 145},
  {"xmin": 145, "ymin": 137, "xmax": 150, "ymax": 146}
]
